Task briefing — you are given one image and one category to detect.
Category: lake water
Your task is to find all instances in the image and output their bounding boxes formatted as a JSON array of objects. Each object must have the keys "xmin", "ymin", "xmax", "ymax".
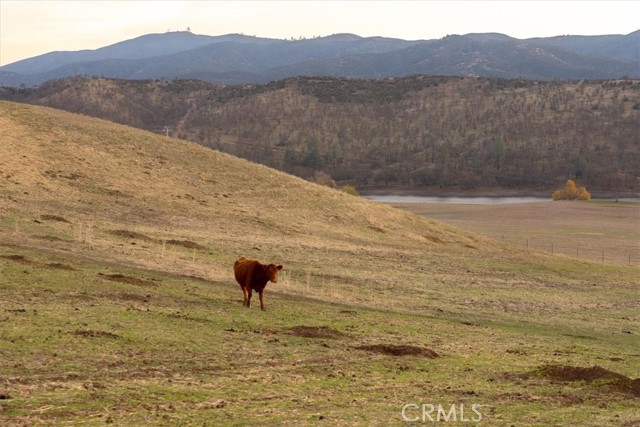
[
  {"xmin": 365, "ymin": 195, "xmax": 640, "ymax": 204},
  {"xmin": 365, "ymin": 195, "xmax": 550, "ymax": 205}
]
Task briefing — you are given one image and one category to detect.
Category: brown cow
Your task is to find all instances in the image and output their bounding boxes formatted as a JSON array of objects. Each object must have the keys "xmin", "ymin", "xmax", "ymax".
[{"xmin": 233, "ymin": 257, "xmax": 283, "ymax": 311}]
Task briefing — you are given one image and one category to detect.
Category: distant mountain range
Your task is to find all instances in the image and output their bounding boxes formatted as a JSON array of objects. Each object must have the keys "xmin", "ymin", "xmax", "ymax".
[{"xmin": 1, "ymin": 30, "xmax": 638, "ymax": 87}]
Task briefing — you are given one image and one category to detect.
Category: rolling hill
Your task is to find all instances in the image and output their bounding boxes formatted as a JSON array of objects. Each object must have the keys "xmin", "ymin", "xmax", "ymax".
[
  {"xmin": 1, "ymin": 101, "xmax": 639, "ymax": 425},
  {"xmin": 0, "ymin": 99, "xmax": 511, "ymax": 281},
  {"xmin": 1, "ymin": 30, "xmax": 638, "ymax": 87}
]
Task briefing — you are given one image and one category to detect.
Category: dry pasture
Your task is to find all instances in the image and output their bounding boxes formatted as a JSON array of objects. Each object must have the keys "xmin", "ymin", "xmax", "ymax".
[{"xmin": 388, "ymin": 200, "xmax": 640, "ymax": 266}]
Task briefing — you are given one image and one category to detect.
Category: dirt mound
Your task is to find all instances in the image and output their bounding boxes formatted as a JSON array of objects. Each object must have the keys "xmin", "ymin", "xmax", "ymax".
[
  {"xmin": 356, "ymin": 344, "xmax": 440, "ymax": 358},
  {"xmin": 538, "ymin": 365, "xmax": 626, "ymax": 382},
  {"xmin": 535, "ymin": 364, "xmax": 640, "ymax": 397},
  {"xmin": 289, "ymin": 326, "xmax": 346, "ymax": 339},
  {"xmin": 99, "ymin": 273, "xmax": 158, "ymax": 287}
]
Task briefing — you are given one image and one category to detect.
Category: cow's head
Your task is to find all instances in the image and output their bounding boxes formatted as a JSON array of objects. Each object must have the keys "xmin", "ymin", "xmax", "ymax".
[{"xmin": 266, "ymin": 264, "xmax": 283, "ymax": 283}]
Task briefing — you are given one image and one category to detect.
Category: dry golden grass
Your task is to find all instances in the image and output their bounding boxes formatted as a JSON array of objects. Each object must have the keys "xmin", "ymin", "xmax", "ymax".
[
  {"xmin": 390, "ymin": 200, "xmax": 640, "ymax": 266},
  {"xmin": 2, "ymin": 100, "xmax": 638, "ymax": 333},
  {"xmin": 1, "ymin": 100, "xmax": 638, "ymax": 310},
  {"xmin": 0, "ymin": 100, "xmax": 483, "ymax": 281}
]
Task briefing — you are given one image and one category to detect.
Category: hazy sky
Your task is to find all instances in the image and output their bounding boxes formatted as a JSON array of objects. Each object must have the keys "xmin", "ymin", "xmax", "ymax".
[{"xmin": 1, "ymin": 1, "xmax": 639, "ymax": 66}]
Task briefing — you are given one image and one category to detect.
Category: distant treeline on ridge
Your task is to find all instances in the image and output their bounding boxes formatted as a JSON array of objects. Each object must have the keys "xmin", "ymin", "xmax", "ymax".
[{"xmin": 1, "ymin": 75, "xmax": 638, "ymax": 193}]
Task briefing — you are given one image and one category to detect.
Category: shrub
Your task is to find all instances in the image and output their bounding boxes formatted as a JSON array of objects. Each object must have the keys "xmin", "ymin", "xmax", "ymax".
[
  {"xmin": 552, "ymin": 179, "xmax": 591, "ymax": 201},
  {"xmin": 341, "ymin": 184, "xmax": 359, "ymax": 196}
]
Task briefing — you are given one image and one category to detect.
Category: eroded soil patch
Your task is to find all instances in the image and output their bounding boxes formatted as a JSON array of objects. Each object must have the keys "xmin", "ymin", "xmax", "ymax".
[
  {"xmin": 289, "ymin": 326, "xmax": 346, "ymax": 339},
  {"xmin": 356, "ymin": 344, "xmax": 440, "ymax": 358}
]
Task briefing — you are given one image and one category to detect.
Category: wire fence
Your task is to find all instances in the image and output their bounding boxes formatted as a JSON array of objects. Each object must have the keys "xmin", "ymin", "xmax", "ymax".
[{"xmin": 498, "ymin": 236, "xmax": 640, "ymax": 267}]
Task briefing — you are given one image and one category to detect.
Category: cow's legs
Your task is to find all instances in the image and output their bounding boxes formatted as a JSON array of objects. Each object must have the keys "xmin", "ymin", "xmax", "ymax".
[
  {"xmin": 259, "ymin": 290, "xmax": 265, "ymax": 311},
  {"xmin": 246, "ymin": 289, "xmax": 252, "ymax": 308},
  {"xmin": 242, "ymin": 287, "xmax": 250, "ymax": 307}
]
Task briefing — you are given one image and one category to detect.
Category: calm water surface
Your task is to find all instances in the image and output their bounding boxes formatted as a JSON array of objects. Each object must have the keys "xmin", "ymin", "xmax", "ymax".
[
  {"xmin": 364, "ymin": 196, "xmax": 549, "ymax": 205},
  {"xmin": 365, "ymin": 195, "xmax": 640, "ymax": 204}
]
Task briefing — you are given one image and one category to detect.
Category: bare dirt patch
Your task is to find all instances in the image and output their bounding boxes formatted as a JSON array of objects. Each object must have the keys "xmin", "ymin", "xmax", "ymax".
[
  {"xmin": 356, "ymin": 344, "xmax": 440, "ymax": 358},
  {"xmin": 538, "ymin": 365, "xmax": 625, "ymax": 382},
  {"xmin": 530, "ymin": 364, "xmax": 640, "ymax": 397},
  {"xmin": 98, "ymin": 273, "xmax": 158, "ymax": 287},
  {"xmin": 289, "ymin": 326, "xmax": 346, "ymax": 339}
]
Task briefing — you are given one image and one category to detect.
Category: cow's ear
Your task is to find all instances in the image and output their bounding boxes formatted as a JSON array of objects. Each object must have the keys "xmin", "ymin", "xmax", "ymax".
[{"xmin": 277, "ymin": 265, "xmax": 283, "ymax": 270}]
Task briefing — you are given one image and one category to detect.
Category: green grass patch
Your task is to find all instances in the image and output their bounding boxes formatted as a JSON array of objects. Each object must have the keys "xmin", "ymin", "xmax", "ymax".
[{"xmin": 2, "ymin": 248, "xmax": 639, "ymax": 426}]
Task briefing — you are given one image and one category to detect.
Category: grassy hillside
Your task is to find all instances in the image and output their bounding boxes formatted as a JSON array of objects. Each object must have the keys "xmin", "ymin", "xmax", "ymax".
[
  {"xmin": 1, "ymin": 101, "xmax": 639, "ymax": 425},
  {"xmin": 2, "ymin": 76, "xmax": 639, "ymax": 193}
]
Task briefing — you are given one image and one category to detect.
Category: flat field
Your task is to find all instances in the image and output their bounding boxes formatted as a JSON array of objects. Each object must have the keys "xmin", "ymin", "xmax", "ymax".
[{"xmin": 388, "ymin": 200, "xmax": 640, "ymax": 267}]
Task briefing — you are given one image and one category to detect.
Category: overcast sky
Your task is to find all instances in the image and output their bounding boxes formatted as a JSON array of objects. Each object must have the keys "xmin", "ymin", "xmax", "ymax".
[{"xmin": 1, "ymin": 0, "xmax": 638, "ymax": 66}]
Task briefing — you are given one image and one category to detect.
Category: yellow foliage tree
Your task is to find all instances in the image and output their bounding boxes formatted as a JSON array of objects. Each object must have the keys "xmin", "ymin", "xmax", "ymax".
[{"xmin": 552, "ymin": 179, "xmax": 591, "ymax": 201}]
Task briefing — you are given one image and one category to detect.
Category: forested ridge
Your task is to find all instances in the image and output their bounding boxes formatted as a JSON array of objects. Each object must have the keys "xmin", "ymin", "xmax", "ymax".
[{"xmin": 2, "ymin": 75, "xmax": 638, "ymax": 193}]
